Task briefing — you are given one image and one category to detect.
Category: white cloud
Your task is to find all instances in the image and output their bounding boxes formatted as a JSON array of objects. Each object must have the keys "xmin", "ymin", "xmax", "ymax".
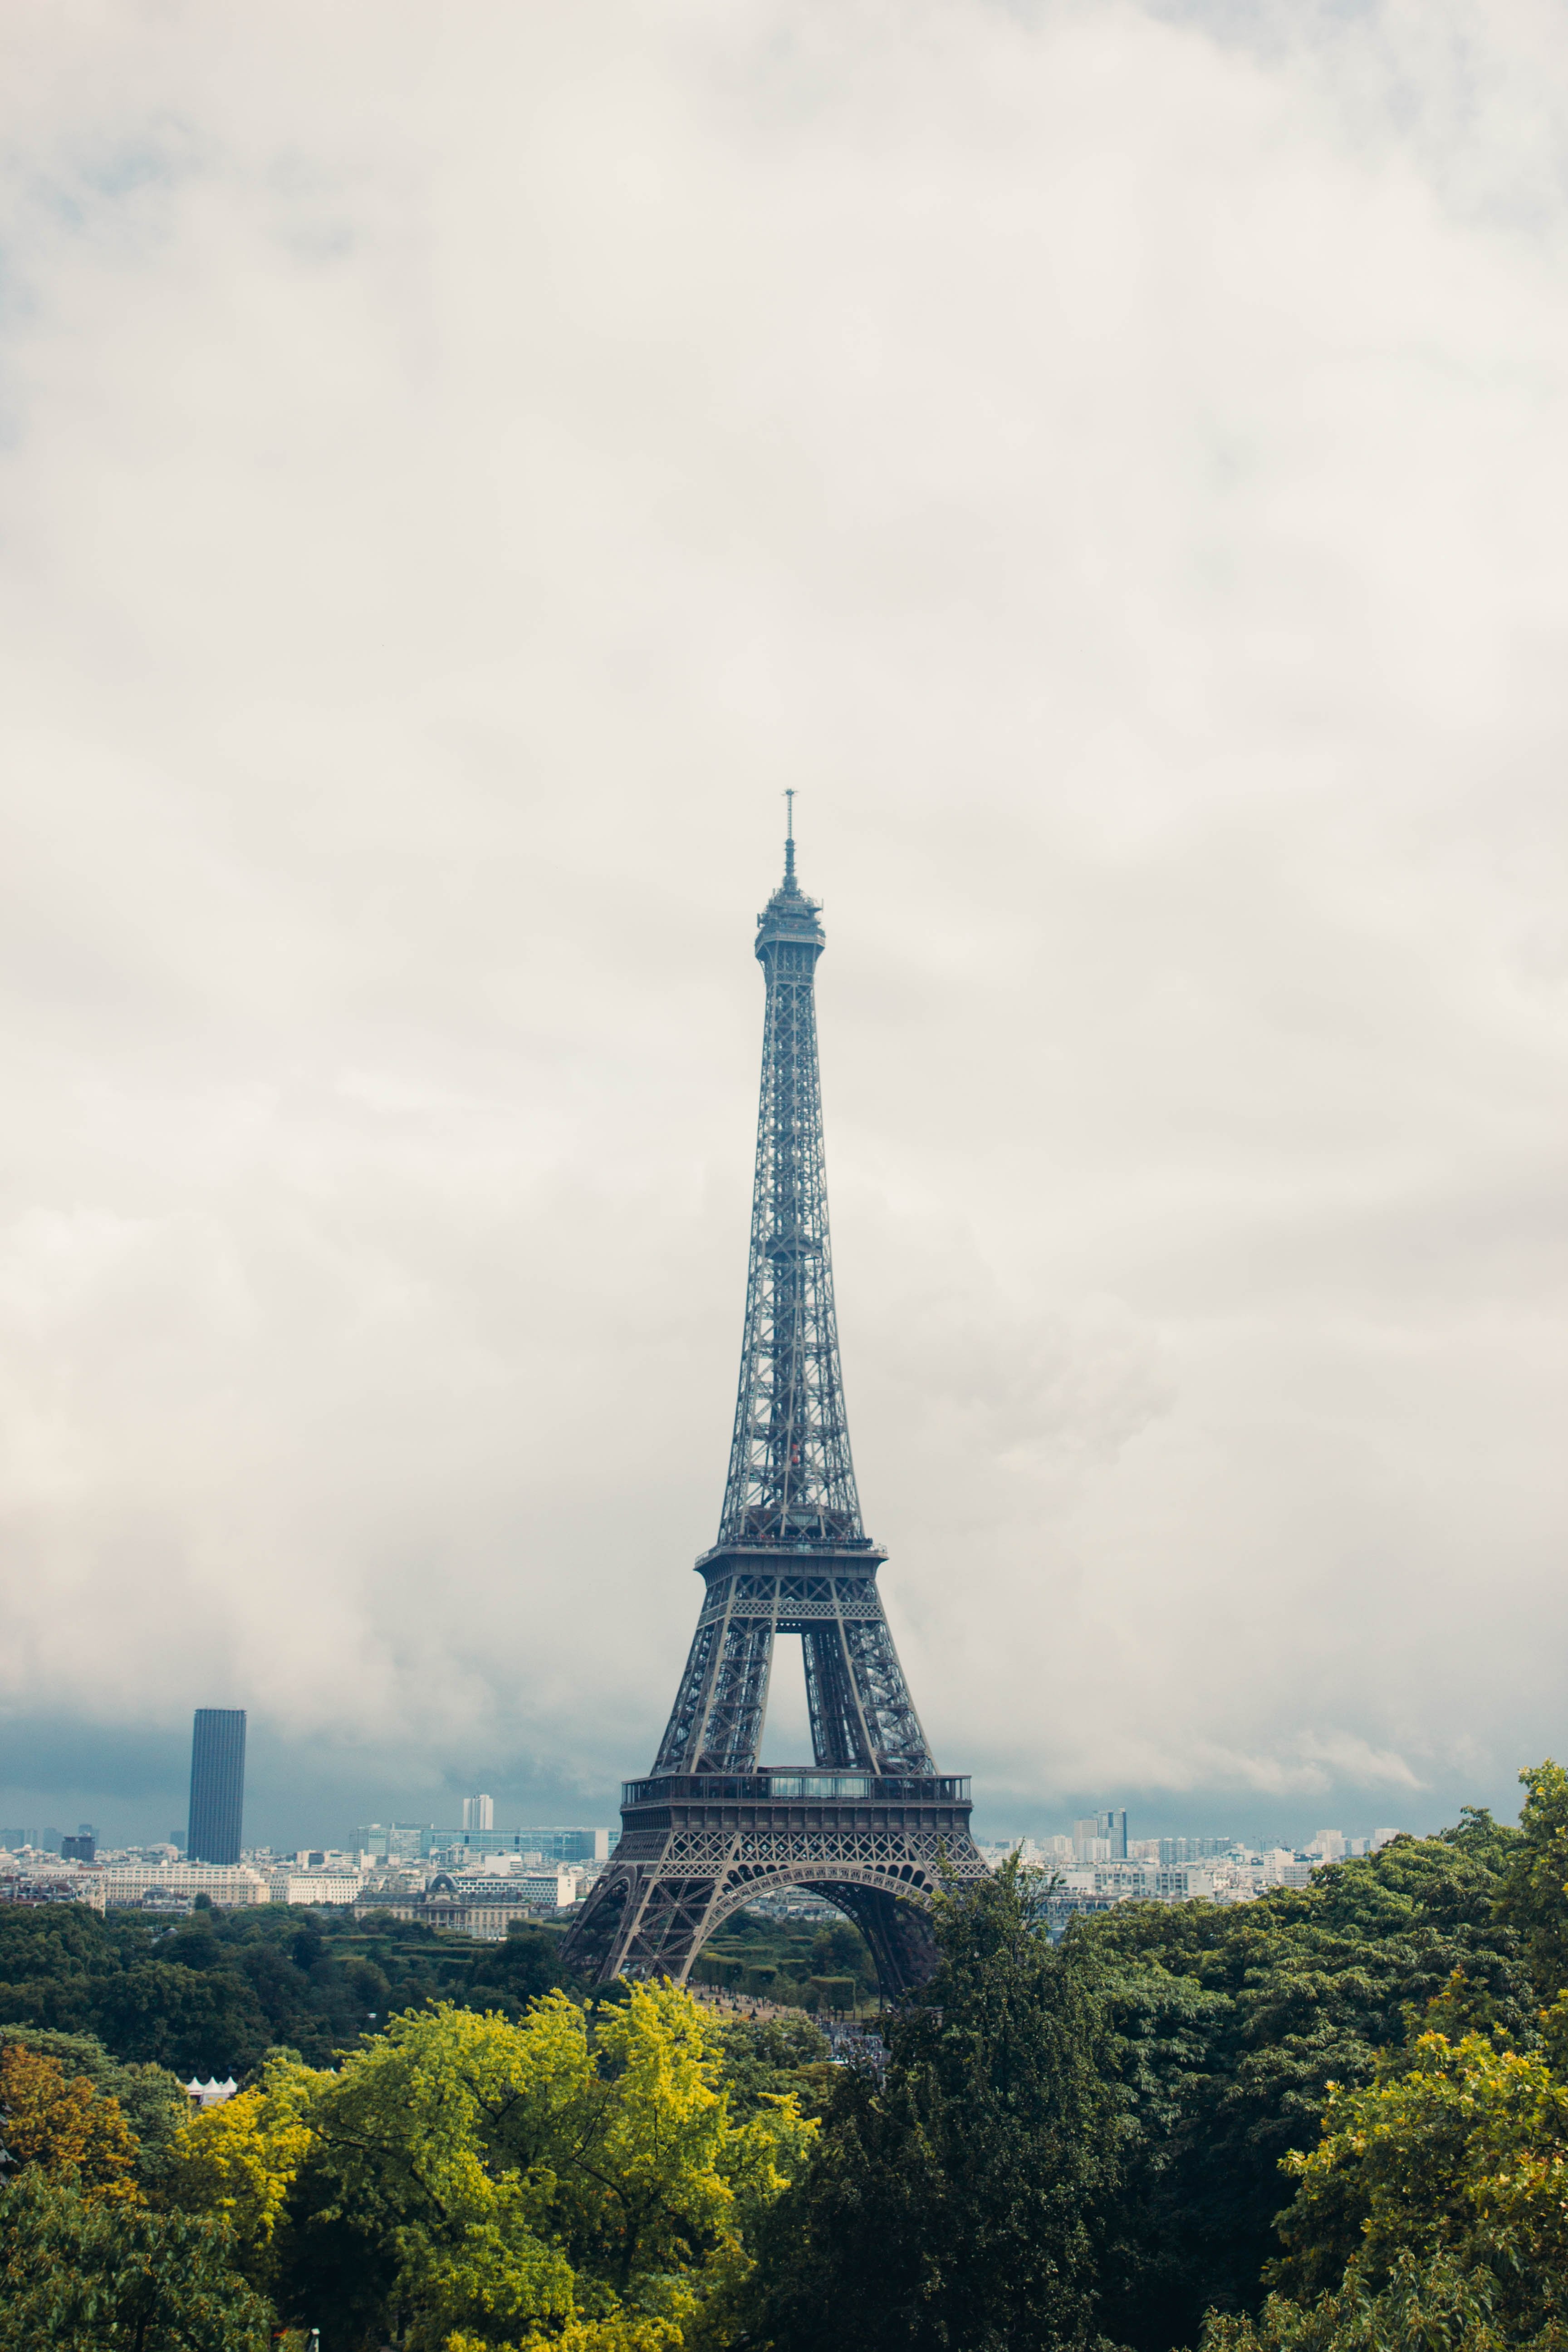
[{"xmin": 0, "ymin": 0, "xmax": 1565, "ymax": 1837}]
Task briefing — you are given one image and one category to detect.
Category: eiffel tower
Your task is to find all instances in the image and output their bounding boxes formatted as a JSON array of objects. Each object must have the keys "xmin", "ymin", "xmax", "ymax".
[{"xmin": 561, "ymin": 809, "xmax": 985, "ymax": 1995}]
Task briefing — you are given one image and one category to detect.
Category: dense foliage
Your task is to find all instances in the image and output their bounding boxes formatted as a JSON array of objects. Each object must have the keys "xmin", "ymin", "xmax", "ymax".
[
  {"xmin": 130, "ymin": 1988, "xmax": 816, "ymax": 2349},
  {"xmin": 0, "ymin": 1899, "xmax": 574, "ymax": 2073},
  {"xmin": 3, "ymin": 1759, "xmax": 1568, "ymax": 2349},
  {"xmin": 1083, "ymin": 1807, "xmax": 1534, "ymax": 2346},
  {"xmin": 736, "ymin": 1862, "xmax": 1122, "ymax": 2352},
  {"xmin": 0, "ymin": 2173, "xmax": 274, "ymax": 2352},
  {"xmin": 691, "ymin": 1913, "xmax": 877, "ymax": 2010}
]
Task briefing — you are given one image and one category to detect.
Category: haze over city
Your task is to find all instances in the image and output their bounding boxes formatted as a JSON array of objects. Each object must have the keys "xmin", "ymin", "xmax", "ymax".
[{"xmin": 2, "ymin": 0, "xmax": 1566, "ymax": 1855}]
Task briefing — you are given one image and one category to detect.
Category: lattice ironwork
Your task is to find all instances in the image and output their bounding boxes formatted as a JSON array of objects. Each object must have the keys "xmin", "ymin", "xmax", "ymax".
[
  {"xmin": 652, "ymin": 1563, "xmax": 930, "ymax": 1777},
  {"xmin": 720, "ymin": 826, "xmax": 859, "ymax": 1548},
  {"xmin": 560, "ymin": 817, "xmax": 984, "ymax": 1997},
  {"xmin": 563, "ymin": 1823, "xmax": 989, "ymax": 1996}
]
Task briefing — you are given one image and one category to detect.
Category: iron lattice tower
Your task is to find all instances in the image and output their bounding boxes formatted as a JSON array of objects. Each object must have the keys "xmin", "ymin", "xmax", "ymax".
[{"xmin": 562, "ymin": 821, "xmax": 985, "ymax": 1995}]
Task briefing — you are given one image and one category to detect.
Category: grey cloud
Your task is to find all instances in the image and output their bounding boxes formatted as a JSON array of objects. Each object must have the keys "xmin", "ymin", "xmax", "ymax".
[{"xmin": 0, "ymin": 2, "xmax": 1565, "ymax": 1850}]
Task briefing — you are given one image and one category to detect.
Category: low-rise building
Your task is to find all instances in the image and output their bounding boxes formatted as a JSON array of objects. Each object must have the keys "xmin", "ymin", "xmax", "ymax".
[
  {"xmin": 446, "ymin": 1867, "xmax": 577, "ymax": 1909},
  {"xmin": 352, "ymin": 1895, "xmax": 572, "ymax": 1941},
  {"xmin": 267, "ymin": 1871, "xmax": 365, "ymax": 1906},
  {"xmin": 98, "ymin": 1863, "xmax": 267, "ymax": 1907},
  {"xmin": 0, "ymin": 1867, "xmax": 106, "ymax": 1911},
  {"xmin": 419, "ymin": 1826, "xmax": 615, "ymax": 1864}
]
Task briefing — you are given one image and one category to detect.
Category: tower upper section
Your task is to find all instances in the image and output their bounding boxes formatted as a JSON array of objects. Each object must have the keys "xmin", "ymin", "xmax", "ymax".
[{"xmin": 715, "ymin": 829, "xmax": 865, "ymax": 1550}]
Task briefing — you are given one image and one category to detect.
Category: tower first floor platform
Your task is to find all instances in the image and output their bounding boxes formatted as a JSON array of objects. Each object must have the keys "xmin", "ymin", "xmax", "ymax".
[{"xmin": 559, "ymin": 1767, "xmax": 987, "ymax": 1996}]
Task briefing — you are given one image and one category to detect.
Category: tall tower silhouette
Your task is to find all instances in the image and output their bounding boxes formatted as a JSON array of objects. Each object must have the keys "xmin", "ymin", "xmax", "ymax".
[
  {"xmin": 187, "ymin": 1708, "xmax": 246, "ymax": 1866},
  {"xmin": 562, "ymin": 820, "xmax": 984, "ymax": 1993}
]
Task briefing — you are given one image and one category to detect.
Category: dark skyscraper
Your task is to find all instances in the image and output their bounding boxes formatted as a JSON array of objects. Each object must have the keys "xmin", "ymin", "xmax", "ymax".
[{"xmin": 187, "ymin": 1708, "xmax": 246, "ymax": 1864}]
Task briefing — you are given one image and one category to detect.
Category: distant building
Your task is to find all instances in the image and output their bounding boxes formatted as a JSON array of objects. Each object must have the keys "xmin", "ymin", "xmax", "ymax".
[
  {"xmin": 515, "ymin": 1827, "xmax": 613, "ymax": 1864},
  {"xmin": 1063, "ymin": 1863, "xmax": 1219, "ymax": 1901},
  {"xmin": 362, "ymin": 1896, "xmax": 562, "ymax": 1941},
  {"xmin": 421, "ymin": 1825, "xmax": 615, "ymax": 1863},
  {"xmin": 187, "ymin": 1710, "xmax": 246, "ymax": 1866},
  {"xmin": 355, "ymin": 1823, "xmax": 431, "ymax": 1862},
  {"xmin": 1074, "ymin": 1810, "xmax": 1128, "ymax": 1862},
  {"xmin": 461, "ymin": 1794, "xmax": 495, "ymax": 1832},
  {"xmin": 1157, "ymin": 1836, "xmax": 1235, "ymax": 1864},
  {"xmin": 447, "ymin": 1867, "xmax": 576, "ymax": 1908},
  {"xmin": 0, "ymin": 1866, "xmax": 106, "ymax": 1912},
  {"xmin": 99, "ymin": 1863, "xmax": 266, "ymax": 1907},
  {"xmin": 62, "ymin": 1829, "xmax": 95, "ymax": 1862},
  {"xmin": 269, "ymin": 1871, "xmax": 364, "ymax": 1906},
  {"xmin": 184, "ymin": 2077, "xmax": 239, "ymax": 2110}
]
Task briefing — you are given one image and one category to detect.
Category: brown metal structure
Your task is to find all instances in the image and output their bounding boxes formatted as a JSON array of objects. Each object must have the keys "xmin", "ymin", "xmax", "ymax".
[{"xmin": 560, "ymin": 819, "xmax": 985, "ymax": 1994}]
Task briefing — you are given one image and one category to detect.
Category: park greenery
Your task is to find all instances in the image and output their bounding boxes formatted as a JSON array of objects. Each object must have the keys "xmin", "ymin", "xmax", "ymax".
[
  {"xmin": 2, "ymin": 1761, "xmax": 1568, "ymax": 2349},
  {"xmin": 689, "ymin": 1909, "xmax": 876, "ymax": 2011}
]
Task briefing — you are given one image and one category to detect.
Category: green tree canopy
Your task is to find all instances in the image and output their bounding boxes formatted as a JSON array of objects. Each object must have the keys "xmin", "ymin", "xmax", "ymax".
[
  {"xmin": 0, "ymin": 2172, "xmax": 274, "ymax": 2352},
  {"xmin": 1079, "ymin": 1818, "xmax": 1534, "ymax": 2345},
  {"xmin": 1493, "ymin": 1761, "xmax": 1568, "ymax": 2001},
  {"xmin": 171, "ymin": 1984, "xmax": 815, "ymax": 2352},
  {"xmin": 1202, "ymin": 2004, "xmax": 1568, "ymax": 2352},
  {"xmin": 0, "ymin": 2027, "xmax": 187, "ymax": 2190},
  {"xmin": 737, "ymin": 1860, "xmax": 1123, "ymax": 2352}
]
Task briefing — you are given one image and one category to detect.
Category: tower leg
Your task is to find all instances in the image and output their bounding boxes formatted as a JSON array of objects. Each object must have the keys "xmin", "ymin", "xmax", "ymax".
[{"xmin": 819, "ymin": 1882, "xmax": 939, "ymax": 1998}]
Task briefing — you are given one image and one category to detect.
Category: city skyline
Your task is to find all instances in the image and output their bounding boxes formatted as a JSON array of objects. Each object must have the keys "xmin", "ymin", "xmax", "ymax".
[{"xmin": 0, "ymin": 1731, "xmax": 1417, "ymax": 1867}]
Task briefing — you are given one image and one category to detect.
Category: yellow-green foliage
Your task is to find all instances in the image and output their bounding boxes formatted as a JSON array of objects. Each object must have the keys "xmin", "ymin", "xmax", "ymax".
[
  {"xmin": 168, "ymin": 2052, "xmax": 319, "ymax": 2250},
  {"xmin": 168, "ymin": 1984, "xmax": 813, "ymax": 2352},
  {"xmin": 1203, "ymin": 2009, "xmax": 1568, "ymax": 2350},
  {"xmin": 1279, "ymin": 2028, "xmax": 1568, "ymax": 2295},
  {"xmin": 446, "ymin": 2318, "xmax": 686, "ymax": 2352}
]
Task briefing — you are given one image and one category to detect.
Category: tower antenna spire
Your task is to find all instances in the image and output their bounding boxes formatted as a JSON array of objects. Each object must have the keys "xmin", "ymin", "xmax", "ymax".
[{"xmin": 783, "ymin": 788, "xmax": 796, "ymax": 885}]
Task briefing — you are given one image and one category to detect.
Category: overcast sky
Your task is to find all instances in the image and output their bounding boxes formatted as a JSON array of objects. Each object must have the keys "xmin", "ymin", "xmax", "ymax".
[{"xmin": 1, "ymin": 0, "xmax": 1566, "ymax": 1852}]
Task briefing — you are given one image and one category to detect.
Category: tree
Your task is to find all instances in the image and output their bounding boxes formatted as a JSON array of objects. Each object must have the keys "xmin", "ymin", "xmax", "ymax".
[
  {"xmin": 179, "ymin": 1986, "xmax": 814, "ymax": 2351},
  {"xmin": 738, "ymin": 1861, "xmax": 1122, "ymax": 2352},
  {"xmin": 713, "ymin": 2014, "xmax": 833, "ymax": 2121},
  {"xmin": 164, "ymin": 2051, "xmax": 319, "ymax": 2287},
  {"xmin": 463, "ymin": 1921, "xmax": 578, "ymax": 2017},
  {"xmin": 1494, "ymin": 1761, "xmax": 1568, "ymax": 2001},
  {"xmin": 1080, "ymin": 1823, "xmax": 1535, "ymax": 2346},
  {"xmin": 1277, "ymin": 2025, "xmax": 1568, "ymax": 2319},
  {"xmin": 0, "ymin": 2041, "xmax": 139, "ymax": 2202},
  {"xmin": 1200, "ymin": 2014, "xmax": 1568, "ymax": 2351},
  {"xmin": 1200, "ymin": 2249, "xmax": 1522, "ymax": 2352},
  {"xmin": 91, "ymin": 1959, "xmax": 271, "ymax": 2078},
  {"xmin": 0, "ymin": 2170, "xmax": 274, "ymax": 2351},
  {"xmin": 0, "ymin": 1902, "xmax": 109, "ymax": 2033},
  {"xmin": 0, "ymin": 2029, "xmax": 187, "ymax": 2191},
  {"xmin": 0, "ymin": 1896, "xmax": 585, "ymax": 2072}
]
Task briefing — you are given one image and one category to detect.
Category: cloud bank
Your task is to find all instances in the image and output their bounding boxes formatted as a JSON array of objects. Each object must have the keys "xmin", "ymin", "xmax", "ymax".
[{"xmin": 0, "ymin": 0, "xmax": 1565, "ymax": 1845}]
